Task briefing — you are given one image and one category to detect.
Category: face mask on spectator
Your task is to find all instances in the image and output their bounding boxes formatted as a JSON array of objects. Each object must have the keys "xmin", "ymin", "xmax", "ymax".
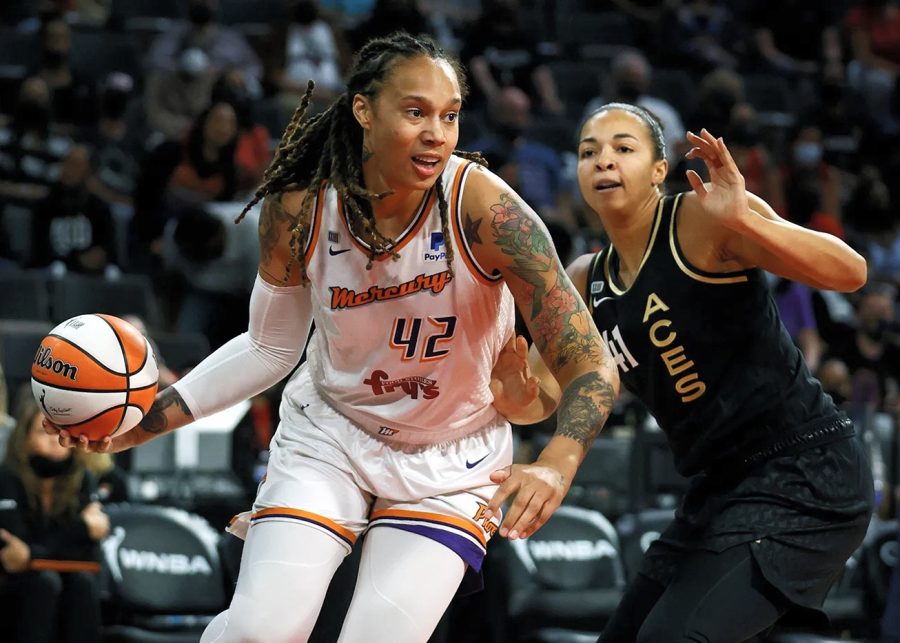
[
  {"xmin": 792, "ymin": 142, "xmax": 823, "ymax": 168},
  {"xmin": 29, "ymin": 454, "xmax": 75, "ymax": 478},
  {"xmin": 862, "ymin": 318, "xmax": 889, "ymax": 342}
]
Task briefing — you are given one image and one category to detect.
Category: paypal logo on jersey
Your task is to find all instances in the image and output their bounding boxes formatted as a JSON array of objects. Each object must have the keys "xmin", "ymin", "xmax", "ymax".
[{"xmin": 425, "ymin": 231, "xmax": 447, "ymax": 261}]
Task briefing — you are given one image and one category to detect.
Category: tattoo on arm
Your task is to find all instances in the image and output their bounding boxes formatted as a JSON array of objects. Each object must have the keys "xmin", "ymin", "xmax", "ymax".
[
  {"xmin": 464, "ymin": 213, "xmax": 483, "ymax": 246},
  {"xmin": 555, "ymin": 371, "xmax": 616, "ymax": 448},
  {"xmin": 258, "ymin": 194, "xmax": 299, "ymax": 268},
  {"xmin": 140, "ymin": 388, "xmax": 193, "ymax": 435},
  {"xmin": 489, "ymin": 192, "xmax": 606, "ymax": 370}
]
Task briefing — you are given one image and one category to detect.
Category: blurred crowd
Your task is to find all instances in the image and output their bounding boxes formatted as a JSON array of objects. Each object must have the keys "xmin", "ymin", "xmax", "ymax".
[{"xmin": 0, "ymin": 0, "xmax": 899, "ymax": 641}]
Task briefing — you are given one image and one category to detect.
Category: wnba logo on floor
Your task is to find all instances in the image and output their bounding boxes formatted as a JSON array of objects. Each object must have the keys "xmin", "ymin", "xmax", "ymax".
[
  {"xmin": 424, "ymin": 231, "xmax": 446, "ymax": 261},
  {"xmin": 33, "ymin": 345, "xmax": 78, "ymax": 381}
]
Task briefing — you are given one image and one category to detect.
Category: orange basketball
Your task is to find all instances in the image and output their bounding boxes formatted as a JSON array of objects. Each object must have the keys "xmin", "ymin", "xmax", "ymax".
[{"xmin": 31, "ymin": 314, "xmax": 159, "ymax": 441}]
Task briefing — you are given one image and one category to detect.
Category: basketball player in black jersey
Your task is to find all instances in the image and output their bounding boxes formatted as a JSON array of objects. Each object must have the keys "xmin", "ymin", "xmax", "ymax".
[{"xmin": 490, "ymin": 103, "xmax": 874, "ymax": 642}]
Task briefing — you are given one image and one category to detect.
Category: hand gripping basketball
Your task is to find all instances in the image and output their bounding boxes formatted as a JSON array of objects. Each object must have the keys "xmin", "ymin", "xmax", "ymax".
[{"xmin": 31, "ymin": 314, "xmax": 159, "ymax": 443}]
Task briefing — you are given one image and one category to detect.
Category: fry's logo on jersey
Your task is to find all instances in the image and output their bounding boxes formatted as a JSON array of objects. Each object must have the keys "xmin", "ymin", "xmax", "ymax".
[
  {"xmin": 330, "ymin": 270, "xmax": 452, "ymax": 309},
  {"xmin": 363, "ymin": 370, "xmax": 440, "ymax": 399}
]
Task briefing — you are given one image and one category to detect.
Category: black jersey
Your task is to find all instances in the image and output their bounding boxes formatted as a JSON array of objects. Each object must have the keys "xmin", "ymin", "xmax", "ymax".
[{"xmin": 587, "ymin": 193, "xmax": 841, "ymax": 476}]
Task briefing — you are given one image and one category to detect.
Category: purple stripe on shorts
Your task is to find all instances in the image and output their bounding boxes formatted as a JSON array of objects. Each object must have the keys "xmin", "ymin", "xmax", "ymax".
[{"xmin": 371, "ymin": 522, "xmax": 486, "ymax": 571}]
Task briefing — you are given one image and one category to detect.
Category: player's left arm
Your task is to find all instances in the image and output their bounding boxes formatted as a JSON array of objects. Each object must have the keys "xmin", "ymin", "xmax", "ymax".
[
  {"xmin": 684, "ymin": 129, "xmax": 866, "ymax": 292},
  {"xmin": 462, "ymin": 167, "xmax": 619, "ymax": 539}
]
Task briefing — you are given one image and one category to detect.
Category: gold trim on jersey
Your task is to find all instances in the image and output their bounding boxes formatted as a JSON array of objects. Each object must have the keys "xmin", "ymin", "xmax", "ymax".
[
  {"xmin": 451, "ymin": 161, "xmax": 503, "ymax": 285},
  {"xmin": 668, "ymin": 193, "xmax": 750, "ymax": 284},
  {"xmin": 336, "ymin": 187, "xmax": 436, "ymax": 259},
  {"xmin": 604, "ymin": 197, "xmax": 665, "ymax": 296},
  {"xmin": 304, "ymin": 181, "xmax": 328, "ymax": 264},
  {"xmin": 587, "ymin": 251, "xmax": 605, "ymax": 314}
]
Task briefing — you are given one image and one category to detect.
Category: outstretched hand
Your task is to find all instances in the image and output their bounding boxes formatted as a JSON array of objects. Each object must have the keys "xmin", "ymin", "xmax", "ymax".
[
  {"xmin": 482, "ymin": 461, "xmax": 569, "ymax": 540},
  {"xmin": 684, "ymin": 129, "xmax": 750, "ymax": 230},
  {"xmin": 490, "ymin": 335, "xmax": 540, "ymax": 419}
]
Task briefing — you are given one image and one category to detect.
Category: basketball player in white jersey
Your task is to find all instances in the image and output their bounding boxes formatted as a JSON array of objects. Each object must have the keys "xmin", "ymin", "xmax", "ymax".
[{"xmin": 48, "ymin": 33, "xmax": 619, "ymax": 642}]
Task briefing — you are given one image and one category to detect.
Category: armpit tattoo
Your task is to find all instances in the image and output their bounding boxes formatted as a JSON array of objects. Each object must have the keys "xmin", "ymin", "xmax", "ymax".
[
  {"xmin": 489, "ymin": 192, "xmax": 606, "ymax": 369},
  {"xmin": 555, "ymin": 371, "xmax": 616, "ymax": 448},
  {"xmin": 140, "ymin": 388, "xmax": 193, "ymax": 435}
]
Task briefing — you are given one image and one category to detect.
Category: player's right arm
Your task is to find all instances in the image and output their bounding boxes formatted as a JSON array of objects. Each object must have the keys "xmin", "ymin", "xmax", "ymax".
[
  {"xmin": 492, "ymin": 253, "xmax": 596, "ymax": 426},
  {"xmin": 50, "ymin": 190, "xmax": 314, "ymax": 453}
]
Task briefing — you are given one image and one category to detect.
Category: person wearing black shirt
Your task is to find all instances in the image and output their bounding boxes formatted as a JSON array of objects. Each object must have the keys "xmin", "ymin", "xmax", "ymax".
[
  {"xmin": 493, "ymin": 103, "xmax": 874, "ymax": 642},
  {"xmin": 0, "ymin": 392, "xmax": 109, "ymax": 643}
]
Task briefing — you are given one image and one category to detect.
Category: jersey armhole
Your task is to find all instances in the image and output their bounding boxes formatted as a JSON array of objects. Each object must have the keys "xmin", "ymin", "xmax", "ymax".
[
  {"xmin": 451, "ymin": 162, "xmax": 503, "ymax": 286},
  {"xmin": 302, "ymin": 181, "xmax": 328, "ymax": 263},
  {"xmin": 669, "ymin": 192, "xmax": 750, "ymax": 284}
]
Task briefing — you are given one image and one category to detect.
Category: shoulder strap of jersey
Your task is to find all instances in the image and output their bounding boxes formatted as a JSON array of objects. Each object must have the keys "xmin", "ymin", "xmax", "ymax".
[
  {"xmin": 586, "ymin": 250, "xmax": 606, "ymax": 314},
  {"xmin": 303, "ymin": 180, "xmax": 328, "ymax": 263}
]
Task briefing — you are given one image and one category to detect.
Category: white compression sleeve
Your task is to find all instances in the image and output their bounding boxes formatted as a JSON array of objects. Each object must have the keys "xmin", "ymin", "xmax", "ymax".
[{"xmin": 171, "ymin": 275, "xmax": 313, "ymax": 420}]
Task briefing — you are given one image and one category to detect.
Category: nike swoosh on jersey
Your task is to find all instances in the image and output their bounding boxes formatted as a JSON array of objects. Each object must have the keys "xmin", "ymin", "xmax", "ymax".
[
  {"xmin": 592, "ymin": 296, "xmax": 613, "ymax": 307},
  {"xmin": 329, "ymin": 246, "xmax": 351, "ymax": 256},
  {"xmin": 466, "ymin": 453, "xmax": 490, "ymax": 469}
]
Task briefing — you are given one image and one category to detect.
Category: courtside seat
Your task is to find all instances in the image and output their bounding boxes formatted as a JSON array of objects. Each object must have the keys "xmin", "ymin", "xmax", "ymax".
[
  {"xmin": 99, "ymin": 503, "xmax": 229, "ymax": 643},
  {"xmin": 499, "ymin": 505, "xmax": 625, "ymax": 641}
]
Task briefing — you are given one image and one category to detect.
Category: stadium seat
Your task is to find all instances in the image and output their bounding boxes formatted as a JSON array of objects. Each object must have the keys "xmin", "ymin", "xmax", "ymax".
[
  {"xmin": 614, "ymin": 508, "xmax": 675, "ymax": 581},
  {"xmin": 497, "ymin": 505, "xmax": 626, "ymax": 641},
  {"xmin": 0, "ymin": 319, "xmax": 53, "ymax": 397},
  {"xmin": 149, "ymin": 330, "xmax": 210, "ymax": 374},
  {"xmin": 0, "ymin": 271, "xmax": 52, "ymax": 321},
  {"xmin": 99, "ymin": 503, "xmax": 229, "ymax": 643},
  {"xmin": 50, "ymin": 274, "xmax": 161, "ymax": 329}
]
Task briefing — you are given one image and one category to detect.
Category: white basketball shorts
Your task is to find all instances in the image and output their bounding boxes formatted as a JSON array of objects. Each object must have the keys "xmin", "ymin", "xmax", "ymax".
[{"xmin": 231, "ymin": 370, "xmax": 513, "ymax": 577}]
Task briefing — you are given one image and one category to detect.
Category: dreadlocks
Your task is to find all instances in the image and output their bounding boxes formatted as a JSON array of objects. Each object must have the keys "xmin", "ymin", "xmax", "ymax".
[{"xmin": 237, "ymin": 31, "xmax": 486, "ymax": 284}]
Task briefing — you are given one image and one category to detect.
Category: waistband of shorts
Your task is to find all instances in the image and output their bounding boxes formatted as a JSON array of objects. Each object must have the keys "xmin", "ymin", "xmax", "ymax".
[{"xmin": 707, "ymin": 415, "xmax": 855, "ymax": 476}]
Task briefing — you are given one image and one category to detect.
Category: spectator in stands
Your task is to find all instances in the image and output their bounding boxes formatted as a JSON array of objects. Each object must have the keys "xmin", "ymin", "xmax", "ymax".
[
  {"xmin": 0, "ymin": 389, "xmax": 108, "ymax": 643},
  {"xmin": 816, "ymin": 358, "xmax": 853, "ymax": 411},
  {"xmin": 661, "ymin": 0, "xmax": 741, "ymax": 73},
  {"xmin": 773, "ymin": 277, "xmax": 824, "ymax": 374},
  {"xmin": 461, "ymin": 0, "xmax": 564, "ymax": 115},
  {"xmin": 826, "ymin": 282, "xmax": 900, "ymax": 413},
  {"xmin": 845, "ymin": 0, "xmax": 900, "ymax": 135},
  {"xmin": 146, "ymin": 0, "xmax": 262, "ymax": 84},
  {"xmin": 583, "ymin": 49, "xmax": 687, "ymax": 167},
  {"xmin": 843, "ymin": 165, "xmax": 900, "ymax": 286},
  {"xmin": 0, "ymin": 76, "xmax": 71, "ymax": 208},
  {"xmin": 29, "ymin": 145, "xmax": 117, "ymax": 276},
  {"xmin": 268, "ymin": 0, "xmax": 345, "ymax": 106},
  {"xmin": 131, "ymin": 101, "xmax": 239, "ymax": 273},
  {"xmin": 80, "ymin": 72, "xmax": 145, "ymax": 210},
  {"xmin": 211, "ymin": 70, "xmax": 272, "ymax": 194},
  {"xmin": 723, "ymin": 103, "xmax": 785, "ymax": 214},
  {"xmin": 32, "ymin": 16, "xmax": 93, "ymax": 128},
  {"xmin": 470, "ymin": 87, "xmax": 567, "ymax": 224},
  {"xmin": 82, "ymin": 453, "xmax": 129, "ymax": 504},
  {"xmin": 146, "ymin": 46, "xmax": 219, "ymax": 142},
  {"xmin": 348, "ymin": 0, "xmax": 433, "ymax": 50},
  {"xmin": 744, "ymin": 0, "xmax": 841, "ymax": 77},
  {"xmin": 686, "ymin": 67, "xmax": 743, "ymax": 143}
]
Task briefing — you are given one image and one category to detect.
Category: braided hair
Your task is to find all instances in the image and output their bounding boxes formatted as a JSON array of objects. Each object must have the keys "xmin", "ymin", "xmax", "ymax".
[{"xmin": 237, "ymin": 32, "xmax": 485, "ymax": 284}]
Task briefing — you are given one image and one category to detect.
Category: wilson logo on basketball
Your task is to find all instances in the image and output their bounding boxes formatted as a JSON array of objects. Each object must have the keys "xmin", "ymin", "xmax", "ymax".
[{"xmin": 33, "ymin": 346, "xmax": 78, "ymax": 381}]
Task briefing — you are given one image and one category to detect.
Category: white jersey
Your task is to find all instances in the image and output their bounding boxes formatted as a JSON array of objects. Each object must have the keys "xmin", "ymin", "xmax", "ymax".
[{"xmin": 283, "ymin": 155, "xmax": 516, "ymax": 446}]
